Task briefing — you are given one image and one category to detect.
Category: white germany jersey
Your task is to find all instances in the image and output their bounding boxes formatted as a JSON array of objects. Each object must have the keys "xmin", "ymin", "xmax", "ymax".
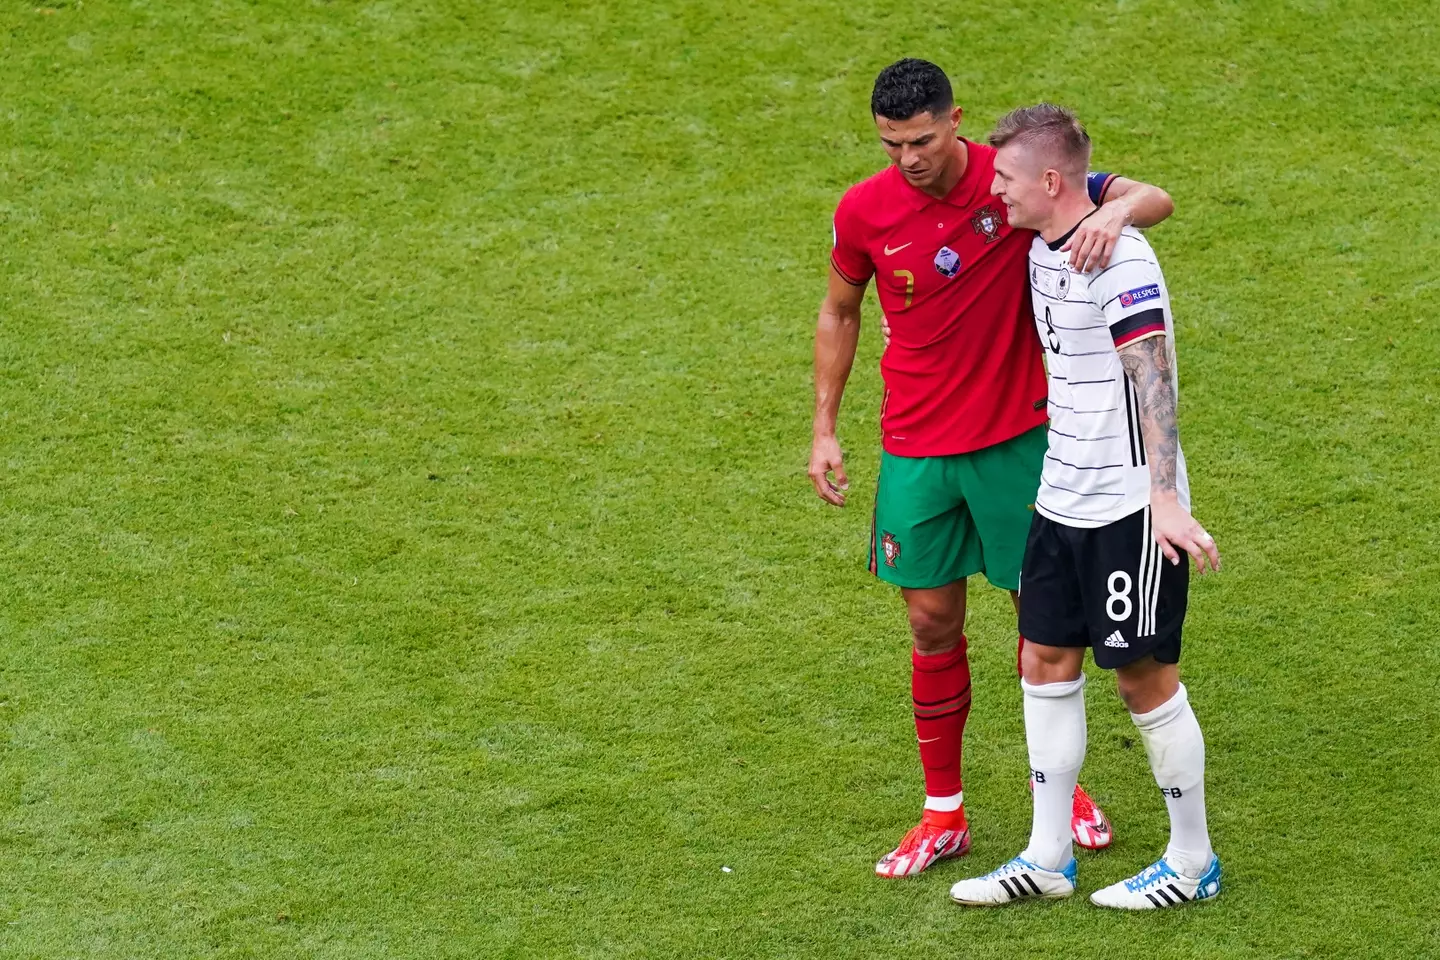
[{"xmin": 1027, "ymin": 223, "xmax": 1189, "ymax": 528}]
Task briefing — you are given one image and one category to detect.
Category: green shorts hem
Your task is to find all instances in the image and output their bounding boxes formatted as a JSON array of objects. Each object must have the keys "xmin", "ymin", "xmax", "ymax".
[
  {"xmin": 867, "ymin": 425, "xmax": 1045, "ymax": 594},
  {"xmin": 873, "ymin": 560, "xmax": 986, "ymax": 591}
]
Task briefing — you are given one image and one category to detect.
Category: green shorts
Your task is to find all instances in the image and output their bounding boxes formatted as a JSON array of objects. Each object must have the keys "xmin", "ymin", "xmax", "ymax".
[{"xmin": 868, "ymin": 424, "xmax": 1047, "ymax": 592}]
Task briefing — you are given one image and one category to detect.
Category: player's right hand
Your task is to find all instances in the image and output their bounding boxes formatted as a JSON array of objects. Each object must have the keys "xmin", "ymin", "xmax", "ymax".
[
  {"xmin": 809, "ymin": 435, "xmax": 849, "ymax": 506},
  {"xmin": 1151, "ymin": 497, "xmax": 1220, "ymax": 574}
]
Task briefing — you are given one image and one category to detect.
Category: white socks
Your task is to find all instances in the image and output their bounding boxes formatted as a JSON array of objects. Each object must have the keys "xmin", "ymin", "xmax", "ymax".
[
  {"xmin": 1020, "ymin": 676, "xmax": 1087, "ymax": 872},
  {"xmin": 1017, "ymin": 675, "xmax": 1212, "ymax": 878},
  {"xmin": 1132, "ymin": 683, "xmax": 1213, "ymax": 876},
  {"xmin": 923, "ymin": 792, "xmax": 963, "ymax": 813}
]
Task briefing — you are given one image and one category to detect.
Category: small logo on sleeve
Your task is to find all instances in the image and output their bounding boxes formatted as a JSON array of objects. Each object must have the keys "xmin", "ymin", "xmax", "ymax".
[{"xmin": 1118, "ymin": 284, "xmax": 1161, "ymax": 308}]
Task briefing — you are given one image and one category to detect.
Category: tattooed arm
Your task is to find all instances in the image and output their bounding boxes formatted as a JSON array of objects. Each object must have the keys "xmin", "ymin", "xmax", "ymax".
[{"xmin": 1118, "ymin": 335, "xmax": 1221, "ymax": 573}]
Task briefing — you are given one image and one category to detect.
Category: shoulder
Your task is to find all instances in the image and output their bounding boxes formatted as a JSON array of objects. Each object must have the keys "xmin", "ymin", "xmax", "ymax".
[
  {"xmin": 1116, "ymin": 225, "xmax": 1156, "ymax": 253},
  {"xmin": 964, "ymin": 140, "xmax": 998, "ymax": 180},
  {"xmin": 1089, "ymin": 236, "xmax": 1166, "ymax": 305},
  {"xmin": 837, "ymin": 165, "xmax": 901, "ymax": 216},
  {"xmin": 1090, "ymin": 227, "xmax": 1159, "ymax": 280},
  {"xmin": 1094, "ymin": 227, "xmax": 1159, "ymax": 272},
  {"xmin": 1097, "ymin": 227, "xmax": 1160, "ymax": 267}
]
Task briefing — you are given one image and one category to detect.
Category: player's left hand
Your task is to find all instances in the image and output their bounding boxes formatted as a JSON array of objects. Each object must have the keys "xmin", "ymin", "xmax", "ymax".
[
  {"xmin": 1151, "ymin": 496, "xmax": 1221, "ymax": 574},
  {"xmin": 880, "ymin": 315, "xmax": 892, "ymax": 350},
  {"xmin": 1063, "ymin": 202, "xmax": 1130, "ymax": 273}
]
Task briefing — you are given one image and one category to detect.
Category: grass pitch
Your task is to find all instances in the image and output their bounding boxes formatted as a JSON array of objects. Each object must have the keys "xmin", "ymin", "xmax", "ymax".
[{"xmin": 1, "ymin": 1, "xmax": 1438, "ymax": 957}]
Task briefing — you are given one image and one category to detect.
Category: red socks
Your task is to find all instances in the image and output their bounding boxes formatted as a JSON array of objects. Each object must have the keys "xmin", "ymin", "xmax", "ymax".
[{"xmin": 912, "ymin": 640, "xmax": 972, "ymax": 804}]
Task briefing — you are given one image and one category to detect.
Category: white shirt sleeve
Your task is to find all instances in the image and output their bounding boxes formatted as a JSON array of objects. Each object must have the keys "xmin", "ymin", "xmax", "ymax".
[{"xmin": 1088, "ymin": 253, "xmax": 1168, "ymax": 347}]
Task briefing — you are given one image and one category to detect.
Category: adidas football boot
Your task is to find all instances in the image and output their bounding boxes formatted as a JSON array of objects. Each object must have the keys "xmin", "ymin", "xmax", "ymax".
[
  {"xmin": 1089, "ymin": 855, "xmax": 1222, "ymax": 910},
  {"xmin": 949, "ymin": 854, "xmax": 1077, "ymax": 906}
]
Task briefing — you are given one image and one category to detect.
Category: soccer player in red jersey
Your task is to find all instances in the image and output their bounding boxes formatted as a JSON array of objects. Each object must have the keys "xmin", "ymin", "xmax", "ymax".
[{"xmin": 808, "ymin": 60, "xmax": 1176, "ymax": 878}]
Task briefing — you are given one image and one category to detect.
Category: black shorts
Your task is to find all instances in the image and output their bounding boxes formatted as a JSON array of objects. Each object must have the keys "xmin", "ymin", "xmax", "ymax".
[{"xmin": 1018, "ymin": 506, "xmax": 1188, "ymax": 670}]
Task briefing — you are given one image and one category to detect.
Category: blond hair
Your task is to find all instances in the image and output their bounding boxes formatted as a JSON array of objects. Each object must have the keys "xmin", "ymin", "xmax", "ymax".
[{"xmin": 988, "ymin": 103, "xmax": 1092, "ymax": 182}]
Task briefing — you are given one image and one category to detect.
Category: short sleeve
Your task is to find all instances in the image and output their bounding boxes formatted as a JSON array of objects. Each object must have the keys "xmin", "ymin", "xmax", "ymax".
[
  {"xmin": 1090, "ymin": 257, "xmax": 1168, "ymax": 347},
  {"xmin": 1087, "ymin": 171, "xmax": 1117, "ymax": 206},
  {"xmin": 830, "ymin": 188, "xmax": 874, "ymax": 285}
]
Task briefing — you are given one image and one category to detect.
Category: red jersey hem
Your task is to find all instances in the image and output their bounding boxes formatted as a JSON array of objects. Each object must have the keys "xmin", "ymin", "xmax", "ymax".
[{"xmin": 881, "ymin": 411, "xmax": 1048, "ymax": 458}]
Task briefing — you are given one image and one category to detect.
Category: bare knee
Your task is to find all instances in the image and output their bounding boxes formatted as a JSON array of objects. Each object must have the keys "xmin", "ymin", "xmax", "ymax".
[
  {"xmin": 1021, "ymin": 640, "xmax": 1083, "ymax": 685},
  {"xmin": 1115, "ymin": 658, "xmax": 1180, "ymax": 713},
  {"xmin": 903, "ymin": 584, "xmax": 967, "ymax": 656},
  {"xmin": 907, "ymin": 604, "xmax": 963, "ymax": 655}
]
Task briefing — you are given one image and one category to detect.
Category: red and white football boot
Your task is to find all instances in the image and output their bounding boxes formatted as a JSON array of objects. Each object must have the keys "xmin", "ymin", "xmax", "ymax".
[
  {"xmin": 874, "ymin": 809, "xmax": 972, "ymax": 878},
  {"xmin": 1070, "ymin": 784, "xmax": 1113, "ymax": 850},
  {"xmin": 1025, "ymin": 779, "xmax": 1114, "ymax": 849}
]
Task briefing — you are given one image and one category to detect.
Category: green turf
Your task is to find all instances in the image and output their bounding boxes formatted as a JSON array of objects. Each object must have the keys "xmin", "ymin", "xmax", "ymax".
[{"xmin": 1, "ymin": 0, "xmax": 1438, "ymax": 957}]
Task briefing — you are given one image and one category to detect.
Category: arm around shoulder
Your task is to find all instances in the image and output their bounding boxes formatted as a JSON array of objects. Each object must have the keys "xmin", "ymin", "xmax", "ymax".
[
  {"xmin": 1101, "ymin": 176, "xmax": 1174, "ymax": 230},
  {"xmin": 1067, "ymin": 174, "xmax": 1175, "ymax": 271}
]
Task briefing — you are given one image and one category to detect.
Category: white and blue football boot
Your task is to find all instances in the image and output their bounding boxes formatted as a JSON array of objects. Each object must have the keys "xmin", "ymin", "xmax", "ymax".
[
  {"xmin": 949, "ymin": 854, "xmax": 1077, "ymax": 907},
  {"xmin": 1089, "ymin": 855, "xmax": 1222, "ymax": 910}
]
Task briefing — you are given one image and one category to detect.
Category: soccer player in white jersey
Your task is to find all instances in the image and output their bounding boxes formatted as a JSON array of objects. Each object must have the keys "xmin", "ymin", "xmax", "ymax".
[{"xmin": 948, "ymin": 104, "xmax": 1224, "ymax": 910}]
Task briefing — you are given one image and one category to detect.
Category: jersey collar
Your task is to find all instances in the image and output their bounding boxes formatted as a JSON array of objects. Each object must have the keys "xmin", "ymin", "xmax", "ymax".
[{"xmin": 1046, "ymin": 207, "xmax": 1099, "ymax": 250}]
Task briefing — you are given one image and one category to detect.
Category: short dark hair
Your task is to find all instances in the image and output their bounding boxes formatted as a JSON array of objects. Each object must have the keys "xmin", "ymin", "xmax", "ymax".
[
  {"xmin": 988, "ymin": 103, "xmax": 1092, "ymax": 179},
  {"xmin": 871, "ymin": 59, "xmax": 953, "ymax": 121}
]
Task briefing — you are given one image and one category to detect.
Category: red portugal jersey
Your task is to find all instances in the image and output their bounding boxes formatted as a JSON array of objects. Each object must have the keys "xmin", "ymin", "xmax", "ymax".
[{"xmin": 831, "ymin": 139, "xmax": 1047, "ymax": 458}]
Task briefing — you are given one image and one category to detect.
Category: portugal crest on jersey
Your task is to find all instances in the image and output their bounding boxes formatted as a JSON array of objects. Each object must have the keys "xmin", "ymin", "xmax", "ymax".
[
  {"xmin": 971, "ymin": 205, "xmax": 1004, "ymax": 243},
  {"xmin": 881, "ymin": 532, "xmax": 902, "ymax": 567}
]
